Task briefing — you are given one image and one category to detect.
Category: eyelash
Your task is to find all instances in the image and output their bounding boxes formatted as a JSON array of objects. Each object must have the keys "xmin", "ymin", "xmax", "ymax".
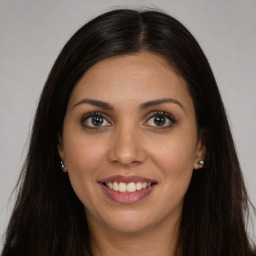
[
  {"xmin": 80, "ymin": 112, "xmax": 111, "ymax": 130},
  {"xmin": 145, "ymin": 111, "xmax": 177, "ymax": 130},
  {"xmin": 80, "ymin": 111, "xmax": 177, "ymax": 130}
]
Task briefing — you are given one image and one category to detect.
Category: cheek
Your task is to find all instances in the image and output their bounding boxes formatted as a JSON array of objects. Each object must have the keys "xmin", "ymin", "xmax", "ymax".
[
  {"xmin": 151, "ymin": 135, "xmax": 197, "ymax": 176},
  {"xmin": 64, "ymin": 136, "xmax": 106, "ymax": 173},
  {"xmin": 153, "ymin": 141, "xmax": 195, "ymax": 208},
  {"xmin": 62, "ymin": 136, "xmax": 107, "ymax": 205},
  {"xmin": 158, "ymin": 148, "xmax": 194, "ymax": 196},
  {"xmin": 148, "ymin": 129, "xmax": 197, "ymax": 198}
]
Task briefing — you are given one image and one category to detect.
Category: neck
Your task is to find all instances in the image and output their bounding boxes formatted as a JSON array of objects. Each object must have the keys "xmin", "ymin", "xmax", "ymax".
[{"xmin": 88, "ymin": 214, "xmax": 180, "ymax": 256}]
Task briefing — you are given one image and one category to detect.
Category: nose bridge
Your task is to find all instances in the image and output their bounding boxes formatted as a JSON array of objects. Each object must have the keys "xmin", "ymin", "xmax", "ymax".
[{"xmin": 108, "ymin": 122, "xmax": 145, "ymax": 166}]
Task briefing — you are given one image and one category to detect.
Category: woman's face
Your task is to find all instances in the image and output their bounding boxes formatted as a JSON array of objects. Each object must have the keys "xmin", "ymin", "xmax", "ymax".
[{"xmin": 58, "ymin": 52, "xmax": 205, "ymax": 234}]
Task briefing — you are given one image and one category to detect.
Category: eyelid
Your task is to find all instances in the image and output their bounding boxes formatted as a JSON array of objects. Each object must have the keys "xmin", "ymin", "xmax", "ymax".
[
  {"xmin": 80, "ymin": 111, "xmax": 176, "ymax": 130},
  {"xmin": 80, "ymin": 111, "xmax": 112, "ymax": 128},
  {"xmin": 144, "ymin": 111, "xmax": 177, "ymax": 128}
]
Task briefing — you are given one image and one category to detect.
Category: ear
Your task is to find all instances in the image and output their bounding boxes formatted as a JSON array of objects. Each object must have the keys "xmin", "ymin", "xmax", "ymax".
[
  {"xmin": 57, "ymin": 133, "xmax": 64, "ymax": 159},
  {"xmin": 57, "ymin": 133, "xmax": 67, "ymax": 172},
  {"xmin": 193, "ymin": 130, "xmax": 207, "ymax": 170}
]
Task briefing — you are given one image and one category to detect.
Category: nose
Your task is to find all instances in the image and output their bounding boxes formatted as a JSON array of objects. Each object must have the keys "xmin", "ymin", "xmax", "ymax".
[{"xmin": 108, "ymin": 125, "xmax": 146, "ymax": 167}]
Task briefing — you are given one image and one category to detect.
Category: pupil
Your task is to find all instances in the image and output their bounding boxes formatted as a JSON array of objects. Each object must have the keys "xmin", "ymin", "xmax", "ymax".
[
  {"xmin": 92, "ymin": 116, "xmax": 103, "ymax": 126},
  {"xmin": 154, "ymin": 116, "xmax": 166, "ymax": 126}
]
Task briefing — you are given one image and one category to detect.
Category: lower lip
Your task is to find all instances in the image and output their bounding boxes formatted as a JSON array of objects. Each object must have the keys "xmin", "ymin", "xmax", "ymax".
[{"xmin": 100, "ymin": 184, "xmax": 156, "ymax": 204}]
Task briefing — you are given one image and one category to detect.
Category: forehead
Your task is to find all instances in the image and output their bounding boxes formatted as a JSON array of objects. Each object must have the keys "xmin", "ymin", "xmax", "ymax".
[{"xmin": 68, "ymin": 52, "xmax": 193, "ymax": 110}]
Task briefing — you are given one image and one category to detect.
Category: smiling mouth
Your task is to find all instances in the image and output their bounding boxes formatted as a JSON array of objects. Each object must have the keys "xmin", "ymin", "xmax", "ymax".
[
  {"xmin": 102, "ymin": 181, "xmax": 156, "ymax": 193},
  {"xmin": 98, "ymin": 175, "xmax": 157, "ymax": 203}
]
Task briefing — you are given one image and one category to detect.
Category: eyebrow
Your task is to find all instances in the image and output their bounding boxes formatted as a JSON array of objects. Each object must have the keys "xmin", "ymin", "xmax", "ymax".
[
  {"xmin": 72, "ymin": 98, "xmax": 184, "ymax": 111},
  {"xmin": 139, "ymin": 98, "xmax": 184, "ymax": 111},
  {"xmin": 72, "ymin": 99, "xmax": 114, "ymax": 110}
]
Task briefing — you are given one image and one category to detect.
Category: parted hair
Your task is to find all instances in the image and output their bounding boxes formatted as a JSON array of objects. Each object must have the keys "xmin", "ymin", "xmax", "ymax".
[{"xmin": 2, "ymin": 8, "xmax": 255, "ymax": 256}]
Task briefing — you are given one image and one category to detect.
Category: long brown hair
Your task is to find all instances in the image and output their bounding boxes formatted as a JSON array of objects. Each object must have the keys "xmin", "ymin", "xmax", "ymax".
[{"xmin": 2, "ymin": 9, "xmax": 255, "ymax": 256}]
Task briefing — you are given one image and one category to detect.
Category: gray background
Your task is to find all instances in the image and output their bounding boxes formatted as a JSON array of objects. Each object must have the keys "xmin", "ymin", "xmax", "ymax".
[{"xmin": 1, "ymin": 0, "xmax": 255, "ymax": 249}]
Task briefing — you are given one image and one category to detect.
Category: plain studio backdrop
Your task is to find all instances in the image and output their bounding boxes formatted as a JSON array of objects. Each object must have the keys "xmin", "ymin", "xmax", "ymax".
[{"xmin": 0, "ymin": 0, "xmax": 255, "ymax": 250}]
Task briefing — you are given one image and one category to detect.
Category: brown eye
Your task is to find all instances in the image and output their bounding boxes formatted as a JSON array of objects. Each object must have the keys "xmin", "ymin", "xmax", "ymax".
[
  {"xmin": 153, "ymin": 115, "xmax": 166, "ymax": 126},
  {"xmin": 91, "ymin": 115, "xmax": 104, "ymax": 126},
  {"xmin": 81, "ymin": 113, "xmax": 111, "ymax": 128},
  {"xmin": 145, "ymin": 112, "xmax": 175, "ymax": 128}
]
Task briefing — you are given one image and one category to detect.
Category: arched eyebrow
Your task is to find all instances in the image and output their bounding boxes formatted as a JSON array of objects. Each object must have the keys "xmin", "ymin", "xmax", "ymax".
[
  {"xmin": 72, "ymin": 99, "xmax": 114, "ymax": 110},
  {"xmin": 139, "ymin": 98, "xmax": 184, "ymax": 111},
  {"xmin": 72, "ymin": 98, "xmax": 184, "ymax": 111}
]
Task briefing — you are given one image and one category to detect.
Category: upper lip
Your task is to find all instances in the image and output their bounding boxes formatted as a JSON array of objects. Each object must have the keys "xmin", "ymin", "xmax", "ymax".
[{"xmin": 98, "ymin": 175, "xmax": 157, "ymax": 184}]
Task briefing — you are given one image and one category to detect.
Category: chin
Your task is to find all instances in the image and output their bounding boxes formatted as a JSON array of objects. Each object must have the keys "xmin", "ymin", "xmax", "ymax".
[{"xmin": 88, "ymin": 207, "xmax": 155, "ymax": 234}]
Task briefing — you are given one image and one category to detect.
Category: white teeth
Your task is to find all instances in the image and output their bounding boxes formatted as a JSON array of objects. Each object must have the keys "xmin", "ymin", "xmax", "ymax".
[
  {"xmin": 127, "ymin": 182, "xmax": 136, "ymax": 192},
  {"xmin": 113, "ymin": 182, "xmax": 119, "ymax": 191},
  {"xmin": 119, "ymin": 182, "xmax": 126, "ymax": 192},
  {"xmin": 105, "ymin": 181, "xmax": 153, "ymax": 193},
  {"xmin": 136, "ymin": 182, "xmax": 143, "ymax": 191},
  {"xmin": 142, "ymin": 182, "xmax": 147, "ymax": 189}
]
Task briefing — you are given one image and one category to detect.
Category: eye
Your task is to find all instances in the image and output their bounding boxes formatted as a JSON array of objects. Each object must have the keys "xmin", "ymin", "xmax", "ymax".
[
  {"xmin": 145, "ymin": 112, "xmax": 175, "ymax": 128},
  {"xmin": 81, "ymin": 112, "xmax": 111, "ymax": 128}
]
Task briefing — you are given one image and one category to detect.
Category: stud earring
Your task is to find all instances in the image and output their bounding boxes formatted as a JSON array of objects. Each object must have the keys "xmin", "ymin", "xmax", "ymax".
[
  {"xmin": 198, "ymin": 160, "xmax": 204, "ymax": 168},
  {"xmin": 60, "ymin": 160, "xmax": 65, "ymax": 171}
]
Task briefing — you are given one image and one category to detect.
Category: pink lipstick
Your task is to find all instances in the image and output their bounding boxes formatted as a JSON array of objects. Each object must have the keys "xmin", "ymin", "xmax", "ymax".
[{"xmin": 98, "ymin": 175, "xmax": 157, "ymax": 204}]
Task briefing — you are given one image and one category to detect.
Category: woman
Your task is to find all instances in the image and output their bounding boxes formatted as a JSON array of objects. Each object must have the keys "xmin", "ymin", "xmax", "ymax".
[{"xmin": 2, "ymin": 8, "xmax": 255, "ymax": 256}]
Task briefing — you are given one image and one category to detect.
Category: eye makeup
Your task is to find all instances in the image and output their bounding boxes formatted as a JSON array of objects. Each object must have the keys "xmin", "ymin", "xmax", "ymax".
[
  {"xmin": 80, "ymin": 110, "xmax": 177, "ymax": 133},
  {"xmin": 144, "ymin": 111, "xmax": 177, "ymax": 131},
  {"xmin": 80, "ymin": 112, "xmax": 112, "ymax": 130}
]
